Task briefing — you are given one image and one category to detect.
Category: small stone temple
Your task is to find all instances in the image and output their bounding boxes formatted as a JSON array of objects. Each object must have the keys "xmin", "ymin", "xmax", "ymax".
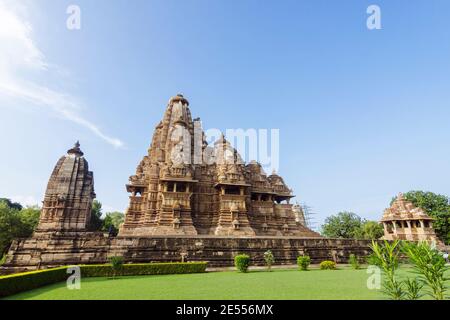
[
  {"xmin": 381, "ymin": 193, "xmax": 438, "ymax": 242},
  {"xmin": 1, "ymin": 95, "xmax": 373, "ymax": 274},
  {"xmin": 35, "ymin": 142, "xmax": 96, "ymax": 234}
]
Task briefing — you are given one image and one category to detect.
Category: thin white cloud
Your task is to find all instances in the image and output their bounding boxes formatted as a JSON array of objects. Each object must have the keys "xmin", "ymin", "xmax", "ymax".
[{"xmin": 0, "ymin": 2, "xmax": 124, "ymax": 148}]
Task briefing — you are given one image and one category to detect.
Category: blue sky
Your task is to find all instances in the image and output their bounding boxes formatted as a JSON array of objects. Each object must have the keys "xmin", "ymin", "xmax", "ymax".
[{"xmin": 0, "ymin": 0, "xmax": 449, "ymax": 228}]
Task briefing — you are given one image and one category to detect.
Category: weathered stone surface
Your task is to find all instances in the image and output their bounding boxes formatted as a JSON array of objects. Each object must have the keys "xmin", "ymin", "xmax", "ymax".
[
  {"xmin": 381, "ymin": 193, "xmax": 439, "ymax": 243},
  {"xmin": 2, "ymin": 235, "xmax": 373, "ymax": 274},
  {"xmin": 35, "ymin": 141, "xmax": 95, "ymax": 234},
  {"xmin": 120, "ymin": 94, "xmax": 320, "ymax": 238}
]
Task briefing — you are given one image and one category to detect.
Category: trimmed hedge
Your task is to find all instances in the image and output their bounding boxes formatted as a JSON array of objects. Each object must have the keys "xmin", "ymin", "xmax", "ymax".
[
  {"xmin": 0, "ymin": 267, "xmax": 68, "ymax": 298},
  {"xmin": 0, "ymin": 262, "xmax": 207, "ymax": 298},
  {"xmin": 80, "ymin": 262, "xmax": 208, "ymax": 277}
]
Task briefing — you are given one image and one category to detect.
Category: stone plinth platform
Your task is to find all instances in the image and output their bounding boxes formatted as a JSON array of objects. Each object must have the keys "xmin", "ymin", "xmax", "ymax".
[{"xmin": 1, "ymin": 234, "xmax": 373, "ymax": 274}]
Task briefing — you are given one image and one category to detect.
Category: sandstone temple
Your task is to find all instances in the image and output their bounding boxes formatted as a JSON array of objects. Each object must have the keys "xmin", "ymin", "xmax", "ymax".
[
  {"xmin": 120, "ymin": 94, "xmax": 317, "ymax": 238},
  {"xmin": 381, "ymin": 193, "xmax": 439, "ymax": 243},
  {"xmin": 1, "ymin": 95, "xmax": 373, "ymax": 274}
]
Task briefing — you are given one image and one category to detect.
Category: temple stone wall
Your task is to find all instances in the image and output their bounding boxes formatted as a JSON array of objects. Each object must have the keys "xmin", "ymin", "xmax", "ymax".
[{"xmin": 1, "ymin": 235, "xmax": 373, "ymax": 274}]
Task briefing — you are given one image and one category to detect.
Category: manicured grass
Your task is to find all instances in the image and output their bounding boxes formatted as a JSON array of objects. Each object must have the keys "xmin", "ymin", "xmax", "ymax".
[
  {"xmin": 5, "ymin": 265, "xmax": 449, "ymax": 300},
  {"xmin": 2, "ymin": 265, "xmax": 406, "ymax": 300}
]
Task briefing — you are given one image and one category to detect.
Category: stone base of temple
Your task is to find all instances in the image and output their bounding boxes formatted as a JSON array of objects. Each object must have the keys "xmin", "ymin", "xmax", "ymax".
[{"xmin": 1, "ymin": 235, "xmax": 373, "ymax": 275}]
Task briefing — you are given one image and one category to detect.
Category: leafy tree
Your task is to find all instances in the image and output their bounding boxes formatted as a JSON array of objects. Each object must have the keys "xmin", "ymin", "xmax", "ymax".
[
  {"xmin": 0, "ymin": 202, "xmax": 21, "ymax": 257},
  {"xmin": 361, "ymin": 221, "xmax": 384, "ymax": 240},
  {"xmin": 89, "ymin": 200, "xmax": 103, "ymax": 231},
  {"xmin": 321, "ymin": 212, "xmax": 363, "ymax": 238},
  {"xmin": 0, "ymin": 198, "xmax": 22, "ymax": 211},
  {"xmin": 394, "ymin": 191, "xmax": 450, "ymax": 245},
  {"xmin": 18, "ymin": 207, "xmax": 41, "ymax": 237},
  {"xmin": 0, "ymin": 202, "xmax": 40, "ymax": 257},
  {"xmin": 102, "ymin": 211, "xmax": 124, "ymax": 236}
]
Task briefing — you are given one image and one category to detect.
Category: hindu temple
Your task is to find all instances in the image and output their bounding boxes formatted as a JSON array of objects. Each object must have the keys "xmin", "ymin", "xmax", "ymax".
[
  {"xmin": 1, "ymin": 95, "xmax": 373, "ymax": 274},
  {"xmin": 381, "ymin": 193, "xmax": 439, "ymax": 242}
]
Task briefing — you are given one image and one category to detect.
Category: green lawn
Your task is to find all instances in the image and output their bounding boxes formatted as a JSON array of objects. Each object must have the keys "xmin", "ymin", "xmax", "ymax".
[{"xmin": 3, "ymin": 266, "xmax": 422, "ymax": 300}]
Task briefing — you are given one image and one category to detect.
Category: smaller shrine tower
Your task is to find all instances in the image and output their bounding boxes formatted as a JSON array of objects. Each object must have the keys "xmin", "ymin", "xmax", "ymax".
[
  {"xmin": 381, "ymin": 193, "xmax": 438, "ymax": 242},
  {"xmin": 35, "ymin": 142, "xmax": 96, "ymax": 233}
]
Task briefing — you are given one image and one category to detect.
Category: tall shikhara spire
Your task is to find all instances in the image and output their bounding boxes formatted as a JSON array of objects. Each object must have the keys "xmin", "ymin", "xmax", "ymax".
[
  {"xmin": 36, "ymin": 142, "xmax": 96, "ymax": 233},
  {"xmin": 119, "ymin": 95, "xmax": 320, "ymax": 238}
]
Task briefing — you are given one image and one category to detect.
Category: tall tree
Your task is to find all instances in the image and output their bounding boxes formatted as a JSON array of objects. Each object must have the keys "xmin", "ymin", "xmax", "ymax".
[
  {"xmin": 89, "ymin": 200, "xmax": 103, "ymax": 231},
  {"xmin": 102, "ymin": 211, "xmax": 124, "ymax": 236},
  {"xmin": 0, "ymin": 198, "xmax": 23, "ymax": 211},
  {"xmin": 361, "ymin": 220, "xmax": 384, "ymax": 240},
  {"xmin": 0, "ymin": 202, "xmax": 40, "ymax": 257},
  {"xmin": 321, "ymin": 212, "xmax": 364, "ymax": 238}
]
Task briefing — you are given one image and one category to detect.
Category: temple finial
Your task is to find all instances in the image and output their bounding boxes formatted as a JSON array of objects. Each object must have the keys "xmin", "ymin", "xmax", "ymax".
[{"xmin": 67, "ymin": 140, "xmax": 84, "ymax": 157}]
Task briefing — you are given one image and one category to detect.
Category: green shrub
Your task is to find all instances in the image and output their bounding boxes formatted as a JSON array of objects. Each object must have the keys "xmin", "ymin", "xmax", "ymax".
[
  {"xmin": 365, "ymin": 253, "xmax": 380, "ymax": 266},
  {"xmin": 348, "ymin": 254, "xmax": 360, "ymax": 269},
  {"xmin": 370, "ymin": 240, "xmax": 404, "ymax": 300},
  {"xmin": 405, "ymin": 278, "xmax": 424, "ymax": 300},
  {"xmin": 297, "ymin": 255, "xmax": 311, "ymax": 271},
  {"xmin": 234, "ymin": 254, "xmax": 251, "ymax": 273},
  {"xmin": 320, "ymin": 260, "xmax": 336, "ymax": 270},
  {"xmin": 402, "ymin": 241, "xmax": 449, "ymax": 300},
  {"xmin": 109, "ymin": 256, "xmax": 124, "ymax": 278},
  {"xmin": 0, "ymin": 262, "xmax": 208, "ymax": 298},
  {"xmin": 263, "ymin": 250, "xmax": 275, "ymax": 271}
]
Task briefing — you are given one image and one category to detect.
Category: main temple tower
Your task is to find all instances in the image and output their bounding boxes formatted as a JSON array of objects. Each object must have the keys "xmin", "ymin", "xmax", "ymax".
[{"xmin": 120, "ymin": 94, "xmax": 320, "ymax": 238}]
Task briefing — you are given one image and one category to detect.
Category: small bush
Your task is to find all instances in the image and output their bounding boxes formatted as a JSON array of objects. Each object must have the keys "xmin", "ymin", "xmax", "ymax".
[
  {"xmin": 297, "ymin": 255, "xmax": 311, "ymax": 271},
  {"xmin": 234, "ymin": 254, "xmax": 251, "ymax": 273},
  {"xmin": 405, "ymin": 278, "xmax": 424, "ymax": 300},
  {"xmin": 320, "ymin": 260, "xmax": 336, "ymax": 270},
  {"xmin": 263, "ymin": 250, "xmax": 275, "ymax": 271},
  {"xmin": 348, "ymin": 254, "xmax": 360, "ymax": 269},
  {"xmin": 365, "ymin": 253, "xmax": 380, "ymax": 266},
  {"xmin": 109, "ymin": 256, "xmax": 124, "ymax": 278}
]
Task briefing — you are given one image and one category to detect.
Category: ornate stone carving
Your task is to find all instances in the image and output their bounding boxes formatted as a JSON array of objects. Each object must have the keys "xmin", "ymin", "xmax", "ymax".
[{"xmin": 120, "ymin": 95, "xmax": 320, "ymax": 238}]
